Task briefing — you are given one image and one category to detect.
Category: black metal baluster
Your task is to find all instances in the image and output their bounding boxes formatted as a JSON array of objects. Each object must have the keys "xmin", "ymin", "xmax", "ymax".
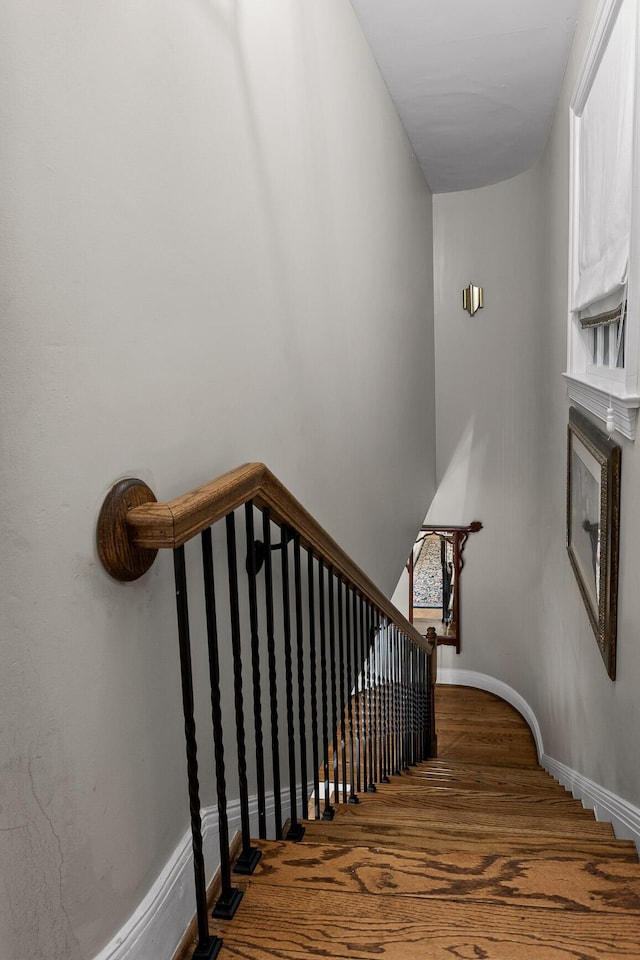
[
  {"xmin": 262, "ymin": 510, "xmax": 282, "ymax": 839},
  {"xmin": 387, "ymin": 625, "xmax": 394, "ymax": 779},
  {"xmin": 391, "ymin": 626, "xmax": 399, "ymax": 776},
  {"xmin": 245, "ymin": 504, "xmax": 267, "ymax": 841},
  {"xmin": 201, "ymin": 529, "xmax": 243, "ymax": 920},
  {"xmin": 416, "ymin": 647, "xmax": 422, "ymax": 763},
  {"xmin": 398, "ymin": 634, "xmax": 408, "ymax": 770},
  {"xmin": 402, "ymin": 635, "xmax": 409, "ymax": 771},
  {"xmin": 387, "ymin": 627, "xmax": 394, "ymax": 778},
  {"xmin": 405, "ymin": 637, "xmax": 411, "ymax": 769},
  {"xmin": 407, "ymin": 641, "xmax": 413, "ymax": 767},
  {"xmin": 293, "ymin": 535, "xmax": 308, "ymax": 821},
  {"xmin": 318, "ymin": 561, "xmax": 334, "ymax": 819},
  {"xmin": 415, "ymin": 647, "xmax": 422, "ymax": 763},
  {"xmin": 418, "ymin": 649, "xmax": 424, "ymax": 762},
  {"xmin": 226, "ymin": 514, "xmax": 261, "ymax": 875},
  {"xmin": 379, "ymin": 618, "xmax": 385, "ymax": 781},
  {"xmin": 368, "ymin": 609, "xmax": 374, "ymax": 789},
  {"xmin": 380, "ymin": 620, "xmax": 390, "ymax": 784},
  {"xmin": 413, "ymin": 645, "xmax": 420, "ymax": 766},
  {"xmin": 365, "ymin": 603, "xmax": 375, "ymax": 793},
  {"xmin": 173, "ymin": 546, "xmax": 223, "ymax": 960},
  {"xmin": 345, "ymin": 584, "xmax": 358, "ymax": 803},
  {"xmin": 307, "ymin": 551, "xmax": 321, "ymax": 820},
  {"xmin": 359, "ymin": 595, "xmax": 369, "ymax": 793},
  {"xmin": 281, "ymin": 528, "xmax": 305, "ymax": 841},
  {"xmin": 353, "ymin": 589, "xmax": 362, "ymax": 794},
  {"xmin": 395, "ymin": 627, "xmax": 404, "ymax": 774},
  {"xmin": 328, "ymin": 570, "xmax": 339, "ymax": 804},
  {"xmin": 337, "ymin": 580, "xmax": 348, "ymax": 805},
  {"xmin": 372, "ymin": 612, "xmax": 380, "ymax": 785},
  {"xmin": 405, "ymin": 638, "xmax": 410, "ymax": 766},
  {"xmin": 409, "ymin": 642, "xmax": 418, "ymax": 767}
]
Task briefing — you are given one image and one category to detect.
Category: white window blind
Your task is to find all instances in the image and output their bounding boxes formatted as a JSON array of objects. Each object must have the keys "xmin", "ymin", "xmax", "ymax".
[{"xmin": 571, "ymin": 0, "xmax": 636, "ymax": 317}]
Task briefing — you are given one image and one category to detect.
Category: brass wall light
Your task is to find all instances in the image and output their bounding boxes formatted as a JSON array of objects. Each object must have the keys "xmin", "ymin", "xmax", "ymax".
[{"xmin": 463, "ymin": 283, "xmax": 484, "ymax": 316}]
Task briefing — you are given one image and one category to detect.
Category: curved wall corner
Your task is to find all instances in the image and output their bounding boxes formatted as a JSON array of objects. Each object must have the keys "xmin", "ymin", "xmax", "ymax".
[{"xmin": 437, "ymin": 668, "xmax": 545, "ymax": 758}]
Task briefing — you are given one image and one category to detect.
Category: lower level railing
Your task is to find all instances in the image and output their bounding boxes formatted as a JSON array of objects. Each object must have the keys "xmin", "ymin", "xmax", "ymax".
[{"xmin": 97, "ymin": 463, "xmax": 436, "ymax": 960}]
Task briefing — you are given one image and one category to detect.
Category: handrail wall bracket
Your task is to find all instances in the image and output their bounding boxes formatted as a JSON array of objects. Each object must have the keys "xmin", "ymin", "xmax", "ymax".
[{"xmin": 97, "ymin": 478, "xmax": 159, "ymax": 582}]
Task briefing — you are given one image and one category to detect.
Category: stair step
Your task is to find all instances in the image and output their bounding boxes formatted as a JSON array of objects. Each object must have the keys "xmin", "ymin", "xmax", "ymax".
[
  {"xmin": 215, "ymin": 883, "xmax": 640, "ymax": 959},
  {"xmin": 403, "ymin": 772, "xmax": 570, "ymax": 795},
  {"xmin": 301, "ymin": 819, "xmax": 638, "ymax": 859},
  {"xmin": 315, "ymin": 795, "xmax": 616, "ymax": 840},
  {"xmin": 334, "ymin": 763, "xmax": 570, "ymax": 795},
  {"xmin": 436, "ymin": 743, "xmax": 540, "ymax": 768},
  {"xmin": 352, "ymin": 782, "xmax": 590, "ymax": 814},
  {"xmin": 319, "ymin": 789, "xmax": 594, "ymax": 823},
  {"xmin": 411, "ymin": 759, "xmax": 567, "ymax": 786},
  {"xmin": 239, "ymin": 838, "xmax": 640, "ymax": 916}
]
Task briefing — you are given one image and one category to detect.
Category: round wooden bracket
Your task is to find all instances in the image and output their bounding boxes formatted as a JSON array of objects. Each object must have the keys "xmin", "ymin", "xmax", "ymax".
[{"xmin": 97, "ymin": 478, "xmax": 158, "ymax": 581}]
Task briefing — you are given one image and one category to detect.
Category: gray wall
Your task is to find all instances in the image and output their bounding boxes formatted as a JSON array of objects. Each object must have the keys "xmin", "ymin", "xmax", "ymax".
[
  {"xmin": 536, "ymin": 0, "xmax": 640, "ymax": 803},
  {"xmin": 0, "ymin": 3, "xmax": 436, "ymax": 958},
  {"xmin": 430, "ymin": 166, "xmax": 545, "ymax": 686},
  {"xmin": 433, "ymin": 0, "xmax": 640, "ymax": 813}
]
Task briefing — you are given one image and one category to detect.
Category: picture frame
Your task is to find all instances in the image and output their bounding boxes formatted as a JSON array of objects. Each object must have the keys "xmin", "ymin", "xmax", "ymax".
[{"xmin": 567, "ymin": 406, "xmax": 621, "ymax": 679}]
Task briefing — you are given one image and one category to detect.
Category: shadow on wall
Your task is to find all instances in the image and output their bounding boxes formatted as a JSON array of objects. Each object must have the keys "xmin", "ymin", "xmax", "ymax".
[
  {"xmin": 392, "ymin": 417, "xmax": 487, "ymax": 617},
  {"xmin": 426, "ymin": 416, "xmax": 488, "ymax": 526}
]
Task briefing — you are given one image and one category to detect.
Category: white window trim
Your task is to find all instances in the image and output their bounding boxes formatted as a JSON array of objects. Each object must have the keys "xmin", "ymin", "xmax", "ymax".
[{"xmin": 564, "ymin": 0, "xmax": 640, "ymax": 440}]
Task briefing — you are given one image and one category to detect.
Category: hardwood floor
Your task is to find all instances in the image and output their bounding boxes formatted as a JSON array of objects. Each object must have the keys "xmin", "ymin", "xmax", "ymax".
[{"xmin": 179, "ymin": 685, "xmax": 640, "ymax": 959}]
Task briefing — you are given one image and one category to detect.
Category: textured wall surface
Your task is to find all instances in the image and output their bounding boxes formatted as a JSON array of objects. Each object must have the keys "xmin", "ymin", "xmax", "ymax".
[{"xmin": 0, "ymin": 3, "xmax": 435, "ymax": 957}]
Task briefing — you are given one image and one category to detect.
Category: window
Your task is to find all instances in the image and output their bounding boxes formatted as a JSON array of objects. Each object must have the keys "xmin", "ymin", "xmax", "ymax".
[{"xmin": 564, "ymin": 0, "xmax": 640, "ymax": 439}]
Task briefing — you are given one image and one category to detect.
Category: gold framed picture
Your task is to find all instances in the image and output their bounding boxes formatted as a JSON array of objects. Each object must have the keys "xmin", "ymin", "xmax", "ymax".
[{"xmin": 567, "ymin": 407, "xmax": 621, "ymax": 679}]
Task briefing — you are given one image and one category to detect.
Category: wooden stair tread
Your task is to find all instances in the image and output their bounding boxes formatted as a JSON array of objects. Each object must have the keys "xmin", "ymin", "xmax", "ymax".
[
  {"xmin": 335, "ymin": 758, "xmax": 563, "ymax": 784},
  {"xmin": 408, "ymin": 759, "xmax": 568, "ymax": 785},
  {"xmin": 350, "ymin": 783, "xmax": 590, "ymax": 814},
  {"xmin": 338, "ymin": 763, "xmax": 568, "ymax": 792},
  {"xmin": 238, "ymin": 838, "xmax": 640, "ymax": 916},
  {"xmin": 215, "ymin": 883, "xmax": 640, "ymax": 959},
  {"xmin": 326, "ymin": 811, "xmax": 614, "ymax": 840},
  {"xmin": 435, "ymin": 747, "xmax": 540, "ymax": 769},
  {"xmin": 322, "ymin": 797, "xmax": 605, "ymax": 834},
  {"xmin": 301, "ymin": 819, "xmax": 638, "ymax": 859}
]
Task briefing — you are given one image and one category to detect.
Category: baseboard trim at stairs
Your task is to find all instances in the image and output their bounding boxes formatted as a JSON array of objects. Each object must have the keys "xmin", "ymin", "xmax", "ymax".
[
  {"xmin": 542, "ymin": 755, "xmax": 640, "ymax": 852},
  {"xmin": 91, "ymin": 784, "xmax": 314, "ymax": 960},
  {"xmin": 437, "ymin": 668, "xmax": 640, "ymax": 855}
]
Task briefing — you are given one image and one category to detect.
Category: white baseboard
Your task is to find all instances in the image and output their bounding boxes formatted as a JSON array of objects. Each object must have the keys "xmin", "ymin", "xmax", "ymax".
[
  {"xmin": 91, "ymin": 783, "xmax": 313, "ymax": 960},
  {"xmin": 437, "ymin": 668, "xmax": 640, "ymax": 855},
  {"xmin": 542, "ymin": 755, "xmax": 640, "ymax": 852}
]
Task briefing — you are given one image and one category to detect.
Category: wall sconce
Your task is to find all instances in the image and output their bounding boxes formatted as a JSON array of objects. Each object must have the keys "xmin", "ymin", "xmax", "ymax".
[{"xmin": 463, "ymin": 284, "xmax": 484, "ymax": 316}]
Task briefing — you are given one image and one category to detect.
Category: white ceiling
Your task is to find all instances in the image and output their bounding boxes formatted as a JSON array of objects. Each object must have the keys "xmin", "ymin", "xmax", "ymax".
[{"xmin": 350, "ymin": 0, "xmax": 581, "ymax": 193}]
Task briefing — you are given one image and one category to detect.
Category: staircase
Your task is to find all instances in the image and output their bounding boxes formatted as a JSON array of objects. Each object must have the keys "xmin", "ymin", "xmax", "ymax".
[
  {"xmin": 185, "ymin": 685, "xmax": 640, "ymax": 960},
  {"xmin": 96, "ymin": 467, "xmax": 640, "ymax": 959}
]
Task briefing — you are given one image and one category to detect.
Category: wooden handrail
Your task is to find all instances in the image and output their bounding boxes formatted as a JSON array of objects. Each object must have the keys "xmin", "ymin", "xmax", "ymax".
[{"xmin": 100, "ymin": 462, "xmax": 430, "ymax": 652}]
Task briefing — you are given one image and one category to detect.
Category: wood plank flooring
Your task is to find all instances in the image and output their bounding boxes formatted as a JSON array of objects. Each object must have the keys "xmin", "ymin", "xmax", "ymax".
[{"xmin": 179, "ymin": 685, "xmax": 640, "ymax": 960}]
